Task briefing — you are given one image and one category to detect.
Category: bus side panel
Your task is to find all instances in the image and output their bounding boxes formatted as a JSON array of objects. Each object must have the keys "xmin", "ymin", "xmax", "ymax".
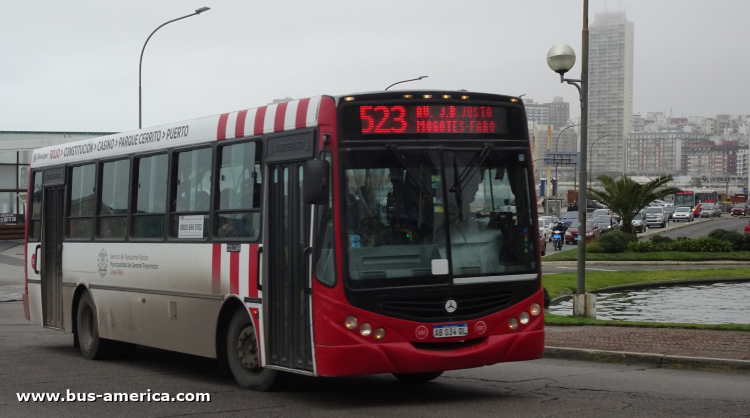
[
  {"xmin": 27, "ymin": 283, "xmax": 43, "ymax": 325},
  {"xmin": 62, "ymin": 242, "xmax": 221, "ymax": 358}
]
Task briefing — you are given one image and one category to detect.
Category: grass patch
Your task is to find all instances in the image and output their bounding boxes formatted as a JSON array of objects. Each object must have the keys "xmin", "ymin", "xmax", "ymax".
[
  {"xmin": 542, "ymin": 268, "xmax": 750, "ymax": 300},
  {"xmin": 544, "ymin": 312, "xmax": 750, "ymax": 332},
  {"xmin": 543, "ymin": 249, "xmax": 750, "ymax": 262},
  {"xmin": 543, "ymin": 268, "xmax": 750, "ymax": 331}
]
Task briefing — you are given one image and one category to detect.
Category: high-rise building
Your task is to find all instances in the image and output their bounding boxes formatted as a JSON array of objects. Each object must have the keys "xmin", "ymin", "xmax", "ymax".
[
  {"xmin": 546, "ymin": 97, "xmax": 570, "ymax": 129},
  {"xmin": 588, "ymin": 12, "xmax": 634, "ymax": 175}
]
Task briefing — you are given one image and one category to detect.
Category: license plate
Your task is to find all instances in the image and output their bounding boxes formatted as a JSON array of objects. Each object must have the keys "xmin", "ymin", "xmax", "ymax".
[{"xmin": 433, "ymin": 323, "xmax": 468, "ymax": 338}]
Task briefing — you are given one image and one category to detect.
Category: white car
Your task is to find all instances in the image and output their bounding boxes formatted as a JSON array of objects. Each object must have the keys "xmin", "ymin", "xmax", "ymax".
[
  {"xmin": 538, "ymin": 218, "xmax": 553, "ymax": 241},
  {"xmin": 672, "ymin": 206, "xmax": 694, "ymax": 222}
]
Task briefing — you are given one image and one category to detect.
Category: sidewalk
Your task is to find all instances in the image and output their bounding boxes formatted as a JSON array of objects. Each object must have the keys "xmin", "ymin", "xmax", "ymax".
[{"xmin": 545, "ymin": 325, "xmax": 750, "ymax": 372}]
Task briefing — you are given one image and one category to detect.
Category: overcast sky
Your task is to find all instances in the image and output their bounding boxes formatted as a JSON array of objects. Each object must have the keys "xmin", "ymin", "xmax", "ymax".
[{"xmin": 1, "ymin": 0, "xmax": 748, "ymax": 133}]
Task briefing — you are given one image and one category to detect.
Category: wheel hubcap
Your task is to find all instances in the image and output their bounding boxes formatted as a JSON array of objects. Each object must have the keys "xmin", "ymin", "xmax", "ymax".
[{"xmin": 236, "ymin": 327, "xmax": 260, "ymax": 371}]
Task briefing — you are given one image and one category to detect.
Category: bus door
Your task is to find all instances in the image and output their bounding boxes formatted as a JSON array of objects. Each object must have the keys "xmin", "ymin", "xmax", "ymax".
[
  {"xmin": 40, "ymin": 172, "xmax": 66, "ymax": 329},
  {"xmin": 264, "ymin": 131, "xmax": 315, "ymax": 372}
]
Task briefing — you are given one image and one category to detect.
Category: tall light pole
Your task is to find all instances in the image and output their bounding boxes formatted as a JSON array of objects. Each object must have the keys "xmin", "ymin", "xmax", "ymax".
[
  {"xmin": 589, "ymin": 134, "xmax": 610, "ymax": 177},
  {"xmin": 547, "ymin": 0, "xmax": 593, "ymax": 318},
  {"xmin": 139, "ymin": 7, "xmax": 211, "ymax": 129},
  {"xmin": 385, "ymin": 76, "xmax": 428, "ymax": 90}
]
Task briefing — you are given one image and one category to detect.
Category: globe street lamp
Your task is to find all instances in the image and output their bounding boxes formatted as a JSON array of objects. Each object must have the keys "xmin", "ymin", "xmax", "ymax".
[
  {"xmin": 547, "ymin": 0, "xmax": 593, "ymax": 318},
  {"xmin": 385, "ymin": 76, "xmax": 428, "ymax": 90},
  {"xmin": 139, "ymin": 7, "xmax": 211, "ymax": 128}
]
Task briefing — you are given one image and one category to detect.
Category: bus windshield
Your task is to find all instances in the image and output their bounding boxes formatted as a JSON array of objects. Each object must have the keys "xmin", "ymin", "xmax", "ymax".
[
  {"xmin": 673, "ymin": 193, "xmax": 694, "ymax": 208},
  {"xmin": 341, "ymin": 149, "xmax": 535, "ymax": 288}
]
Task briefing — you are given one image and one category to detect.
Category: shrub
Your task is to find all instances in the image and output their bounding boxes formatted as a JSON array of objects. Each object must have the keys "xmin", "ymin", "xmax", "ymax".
[
  {"xmin": 628, "ymin": 241, "xmax": 656, "ymax": 252},
  {"xmin": 742, "ymin": 243, "xmax": 750, "ymax": 252},
  {"xmin": 598, "ymin": 233, "xmax": 628, "ymax": 253},
  {"xmin": 708, "ymin": 228, "xmax": 728, "ymax": 239},
  {"xmin": 671, "ymin": 237, "xmax": 732, "ymax": 252},
  {"xmin": 675, "ymin": 236, "xmax": 690, "ymax": 241},
  {"xmin": 586, "ymin": 242, "xmax": 604, "ymax": 253},
  {"xmin": 719, "ymin": 231, "xmax": 744, "ymax": 251},
  {"xmin": 650, "ymin": 235, "xmax": 674, "ymax": 244}
]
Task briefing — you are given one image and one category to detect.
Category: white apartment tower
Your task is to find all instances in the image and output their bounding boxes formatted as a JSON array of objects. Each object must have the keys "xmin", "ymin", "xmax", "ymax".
[{"xmin": 588, "ymin": 12, "xmax": 634, "ymax": 176}]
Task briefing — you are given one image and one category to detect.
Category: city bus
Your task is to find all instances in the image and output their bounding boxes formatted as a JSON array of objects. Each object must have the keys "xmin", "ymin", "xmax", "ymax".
[
  {"xmin": 23, "ymin": 91, "xmax": 544, "ymax": 390},
  {"xmin": 673, "ymin": 189, "xmax": 718, "ymax": 209}
]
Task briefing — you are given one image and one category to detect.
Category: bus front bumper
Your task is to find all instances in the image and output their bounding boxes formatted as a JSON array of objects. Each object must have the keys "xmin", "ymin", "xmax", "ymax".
[{"xmin": 314, "ymin": 329, "xmax": 544, "ymax": 377}]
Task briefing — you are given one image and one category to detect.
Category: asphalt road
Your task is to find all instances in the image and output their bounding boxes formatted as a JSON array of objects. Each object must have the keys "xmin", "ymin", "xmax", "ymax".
[
  {"xmin": 650, "ymin": 215, "xmax": 747, "ymax": 239},
  {"xmin": 0, "ymin": 302, "xmax": 748, "ymax": 418}
]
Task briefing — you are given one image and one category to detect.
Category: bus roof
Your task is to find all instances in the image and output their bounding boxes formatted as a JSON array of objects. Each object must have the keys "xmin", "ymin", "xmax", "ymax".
[{"xmin": 30, "ymin": 96, "xmax": 325, "ymax": 168}]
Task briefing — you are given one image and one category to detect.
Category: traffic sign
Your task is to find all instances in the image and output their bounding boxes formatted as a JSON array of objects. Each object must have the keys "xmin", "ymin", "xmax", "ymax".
[{"xmin": 543, "ymin": 151, "xmax": 579, "ymax": 166}]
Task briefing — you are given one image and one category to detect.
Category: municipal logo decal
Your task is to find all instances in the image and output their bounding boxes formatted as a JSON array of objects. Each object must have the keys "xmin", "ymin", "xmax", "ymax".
[{"xmin": 98, "ymin": 249, "xmax": 108, "ymax": 277}]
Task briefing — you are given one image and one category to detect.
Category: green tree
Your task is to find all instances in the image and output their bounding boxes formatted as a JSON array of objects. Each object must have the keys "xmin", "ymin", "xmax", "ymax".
[{"xmin": 589, "ymin": 175, "xmax": 682, "ymax": 234}]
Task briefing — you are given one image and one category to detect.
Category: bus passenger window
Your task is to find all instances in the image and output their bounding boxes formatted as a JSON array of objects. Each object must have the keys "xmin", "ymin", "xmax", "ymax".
[
  {"xmin": 216, "ymin": 141, "xmax": 261, "ymax": 239},
  {"xmin": 28, "ymin": 172, "xmax": 42, "ymax": 241},
  {"xmin": 98, "ymin": 159, "xmax": 130, "ymax": 240},
  {"xmin": 67, "ymin": 164, "xmax": 96, "ymax": 239},
  {"xmin": 132, "ymin": 154, "xmax": 167, "ymax": 239},
  {"xmin": 171, "ymin": 148, "xmax": 212, "ymax": 239}
]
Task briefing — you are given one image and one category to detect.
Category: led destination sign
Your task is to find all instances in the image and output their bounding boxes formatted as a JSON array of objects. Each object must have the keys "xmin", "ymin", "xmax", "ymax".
[{"xmin": 359, "ymin": 105, "xmax": 509, "ymax": 135}]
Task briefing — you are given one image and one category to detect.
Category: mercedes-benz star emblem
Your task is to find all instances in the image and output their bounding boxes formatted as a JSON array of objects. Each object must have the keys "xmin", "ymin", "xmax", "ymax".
[{"xmin": 445, "ymin": 299, "xmax": 457, "ymax": 313}]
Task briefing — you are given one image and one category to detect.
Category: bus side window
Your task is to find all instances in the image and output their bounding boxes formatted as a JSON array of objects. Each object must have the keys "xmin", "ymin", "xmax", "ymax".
[
  {"xmin": 171, "ymin": 148, "xmax": 212, "ymax": 239},
  {"xmin": 28, "ymin": 172, "xmax": 43, "ymax": 241},
  {"xmin": 216, "ymin": 141, "xmax": 261, "ymax": 239},
  {"xmin": 132, "ymin": 154, "xmax": 167, "ymax": 239},
  {"xmin": 67, "ymin": 164, "xmax": 96, "ymax": 239},
  {"xmin": 98, "ymin": 159, "xmax": 130, "ymax": 240}
]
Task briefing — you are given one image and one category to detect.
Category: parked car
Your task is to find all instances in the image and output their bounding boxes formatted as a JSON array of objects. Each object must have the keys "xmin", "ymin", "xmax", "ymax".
[
  {"xmin": 699, "ymin": 203, "xmax": 721, "ymax": 218},
  {"xmin": 732, "ymin": 203, "xmax": 749, "ymax": 217},
  {"xmin": 649, "ymin": 199, "xmax": 667, "ymax": 207},
  {"xmin": 745, "ymin": 221, "xmax": 750, "ymax": 235},
  {"xmin": 717, "ymin": 202, "xmax": 732, "ymax": 213},
  {"xmin": 539, "ymin": 230, "xmax": 546, "ymax": 256},
  {"xmin": 593, "ymin": 215, "xmax": 619, "ymax": 234},
  {"xmin": 631, "ymin": 212, "xmax": 648, "ymax": 233},
  {"xmin": 645, "ymin": 206, "xmax": 667, "ymax": 228},
  {"xmin": 663, "ymin": 206, "xmax": 677, "ymax": 220},
  {"xmin": 591, "ymin": 208, "xmax": 610, "ymax": 218},
  {"xmin": 538, "ymin": 218, "xmax": 552, "ymax": 241},
  {"xmin": 565, "ymin": 220, "xmax": 601, "ymax": 244},
  {"xmin": 539, "ymin": 215, "xmax": 559, "ymax": 226},
  {"xmin": 672, "ymin": 206, "xmax": 694, "ymax": 222},
  {"xmin": 560, "ymin": 211, "xmax": 579, "ymax": 228}
]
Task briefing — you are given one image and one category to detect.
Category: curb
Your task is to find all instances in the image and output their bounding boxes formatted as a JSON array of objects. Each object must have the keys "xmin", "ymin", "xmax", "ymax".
[
  {"xmin": 544, "ymin": 346, "xmax": 750, "ymax": 374},
  {"xmin": 548, "ymin": 276, "xmax": 750, "ymax": 306}
]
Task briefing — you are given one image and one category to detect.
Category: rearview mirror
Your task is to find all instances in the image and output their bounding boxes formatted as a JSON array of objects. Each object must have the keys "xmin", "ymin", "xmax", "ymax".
[{"xmin": 303, "ymin": 159, "xmax": 330, "ymax": 205}]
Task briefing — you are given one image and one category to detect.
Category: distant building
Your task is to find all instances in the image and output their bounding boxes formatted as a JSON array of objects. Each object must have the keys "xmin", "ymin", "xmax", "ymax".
[
  {"xmin": 684, "ymin": 144, "xmax": 739, "ymax": 179},
  {"xmin": 524, "ymin": 100, "xmax": 550, "ymax": 125},
  {"xmin": 626, "ymin": 131, "xmax": 707, "ymax": 176},
  {"xmin": 546, "ymin": 96, "xmax": 570, "ymax": 129},
  {"xmin": 588, "ymin": 12, "xmax": 634, "ymax": 176}
]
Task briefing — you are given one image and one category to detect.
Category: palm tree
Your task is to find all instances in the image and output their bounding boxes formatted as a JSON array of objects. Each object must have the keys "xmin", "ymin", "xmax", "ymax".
[{"xmin": 589, "ymin": 175, "xmax": 682, "ymax": 234}]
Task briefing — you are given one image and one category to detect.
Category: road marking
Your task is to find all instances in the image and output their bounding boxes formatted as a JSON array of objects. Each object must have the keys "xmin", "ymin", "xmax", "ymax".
[{"xmin": 556, "ymin": 266, "xmax": 617, "ymax": 272}]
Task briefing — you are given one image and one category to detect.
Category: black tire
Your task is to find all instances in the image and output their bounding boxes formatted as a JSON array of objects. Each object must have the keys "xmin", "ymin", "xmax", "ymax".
[
  {"xmin": 226, "ymin": 309, "xmax": 280, "ymax": 391},
  {"xmin": 393, "ymin": 372, "xmax": 443, "ymax": 383},
  {"xmin": 77, "ymin": 291, "xmax": 120, "ymax": 360}
]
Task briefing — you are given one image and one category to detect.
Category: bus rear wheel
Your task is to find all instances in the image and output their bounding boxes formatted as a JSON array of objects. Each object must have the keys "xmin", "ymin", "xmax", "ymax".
[
  {"xmin": 77, "ymin": 291, "xmax": 134, "ymax": 359},
  {"xmin": 226, "ymin": 309, "xmax": 279, "ymax": 391},
  {"xmin": 393, "ymin": 372, "xmax": 443, "ymax": 383}
]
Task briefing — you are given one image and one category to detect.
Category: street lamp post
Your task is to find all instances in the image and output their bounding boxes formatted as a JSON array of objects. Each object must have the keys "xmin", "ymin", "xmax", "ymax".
[
  {"xmin": 385, "ymin": 76, "xmax": 428, "ymax": 90},
  {"xmin": 547, "ymin": 0, "xmax": 594, "ymax": 318},
  {"xmin": 139, "ymin": 7, "xmax": 211, "ymax": 129},
  {"xmin": 589, "ymin": 134, "xmax": 610, "ymax": 177}
]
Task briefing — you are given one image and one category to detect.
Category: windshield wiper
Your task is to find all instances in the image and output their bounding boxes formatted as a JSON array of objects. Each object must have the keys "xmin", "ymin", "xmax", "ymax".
[
  {"xmin": 385, "ymin": 144, "xmax": 435, "ymax": 198},
  {"xmin": 449, "ymin": 143, "xmax": 492, "ymax": 195}
]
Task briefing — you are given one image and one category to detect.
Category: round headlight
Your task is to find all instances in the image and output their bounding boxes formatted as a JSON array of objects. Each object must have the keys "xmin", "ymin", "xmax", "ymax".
[
  {"xmin": 508, "ymin": 318, "xmax": 519, "ymax": 331},
  {"xmin": 520, "ymin": 312, "xmax": 530, "ymax": 325},
  {"xmin": 530, "ymin": 303, "xmax": 541, "ymax": 316},
  {"xmin": 360, "ymin": 323, "xmax": 372, "ymax": 337},
  {"xmin": 373, "ymin": 327, "xmax": 386, "ymax": 341},
  {"xmin": 344, "ymin": 315, "xmax": 358, "ymax": 330}
]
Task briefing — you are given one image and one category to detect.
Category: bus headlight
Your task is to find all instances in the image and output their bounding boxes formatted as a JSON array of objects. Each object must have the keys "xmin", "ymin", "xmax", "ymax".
[
  {"xmin": 373, "ymin": 327, "xmax": 386, "ymax": 341},
  {"xmin": 520, "ymin": 312, "xmax": 530, "ymax": 325},
  {"xmin": 530, "ymin": 303, "xmax": 541, "ymax": 316},
  {"xmin": 344, "ymin": 316, "xmax": 358, "ymax": 330},
  {"xmin": 508, "ymin": 318, "xmax": 519, "ymax": 330},
  {"xmin": 360, "ymin": 323, "xmax": 372, "ymax": 337}
]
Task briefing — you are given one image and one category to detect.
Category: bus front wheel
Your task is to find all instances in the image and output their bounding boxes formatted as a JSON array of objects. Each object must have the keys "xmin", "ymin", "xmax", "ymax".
[
  {"xmin": 393, "ymin": 372, "xmax": 444, "ymax": 383},
  {"xmin": 226, "ymin": 309, "xmax": 280, "ymax": 391},
  {"xmin": 77, "ymin": 291, "xmax": 135, "ymax": 359}
]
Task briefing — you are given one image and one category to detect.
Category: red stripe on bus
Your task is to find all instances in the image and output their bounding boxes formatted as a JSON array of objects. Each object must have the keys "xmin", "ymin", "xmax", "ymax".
[
  {"xmin": 235, "ymin": 110, "xmax": 248, "ymax": 138},
  {"xmin": 230, "ymin": 251, "xmax": 239, "ymax": 295},
  {"xmin": 248, "ymin": 244, "xmax": 258, "ymax": 298},
  {"xmin": 296, "ymin": 98, "xmax": 310, "ymax": 129},
  {"xmin": 274, "ymin": 102, "xmax": 289, "ymax": 132},
  {"xmin": 254, "ymin": 107, "xmax": 267, "ymax": 136},
  {"xmin": 217, "ymin": 113, "xmax": 229, "ymax": 140},
  {"xmin": 212, "ymin": 244, "xmax": 221, "ymax": 294}
]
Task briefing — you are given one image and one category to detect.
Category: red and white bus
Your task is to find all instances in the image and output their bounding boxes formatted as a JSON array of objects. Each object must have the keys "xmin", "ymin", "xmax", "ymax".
[
  {"xmin": 24, "ymin": 91, "xmax": 544, "ymax": 390},
  {"xmin": 673, "ymin": 189, "xmax": 718, "ymax": 209}
]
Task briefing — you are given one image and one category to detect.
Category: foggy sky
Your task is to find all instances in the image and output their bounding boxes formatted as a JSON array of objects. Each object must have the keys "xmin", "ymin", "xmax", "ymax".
[{"xmin": 1, "ymin": 0, "xmax": 748, "ymax": 133}]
